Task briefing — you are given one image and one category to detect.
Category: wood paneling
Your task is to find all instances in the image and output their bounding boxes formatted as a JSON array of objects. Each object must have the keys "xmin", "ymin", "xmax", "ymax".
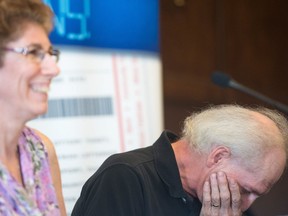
[{"xmin": 161, "ymin": 0, "xmax": 288, "ymax": 215}]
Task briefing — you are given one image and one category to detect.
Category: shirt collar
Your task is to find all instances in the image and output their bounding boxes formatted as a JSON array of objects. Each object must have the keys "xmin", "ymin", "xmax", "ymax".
[{"xmin": 153, "ymin": 130, "xmax": 186, "ymax": 198}]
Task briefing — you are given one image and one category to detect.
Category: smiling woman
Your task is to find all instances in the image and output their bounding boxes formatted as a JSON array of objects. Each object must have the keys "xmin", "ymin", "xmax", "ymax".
[{"xmin": 0, "ymin": 0, "xmax": 66, "ymax": 215}]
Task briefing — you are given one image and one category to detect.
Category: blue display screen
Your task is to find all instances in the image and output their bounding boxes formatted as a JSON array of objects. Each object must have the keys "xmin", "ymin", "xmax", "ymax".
[{"xmin": 43, "ymin": 0, "xmax": 159, "ymax": 53}]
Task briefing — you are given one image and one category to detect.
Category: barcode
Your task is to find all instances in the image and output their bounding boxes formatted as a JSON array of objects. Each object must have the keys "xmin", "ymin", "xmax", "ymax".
[{"xmin": 39, "ymin": 97, "xmax": 113, "ymax": 118}]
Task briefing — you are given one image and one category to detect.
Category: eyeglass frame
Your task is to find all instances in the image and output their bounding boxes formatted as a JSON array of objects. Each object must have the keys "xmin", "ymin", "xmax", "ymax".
[{"xmin": 0, "ymin": 46, "xmax": 60, "ymax": 63}]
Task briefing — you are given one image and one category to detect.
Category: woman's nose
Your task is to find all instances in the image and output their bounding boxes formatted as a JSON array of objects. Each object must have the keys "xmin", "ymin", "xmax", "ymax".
[{"xmin": 41, "ymin": 54, "xmax": 61, "ymax": 77}]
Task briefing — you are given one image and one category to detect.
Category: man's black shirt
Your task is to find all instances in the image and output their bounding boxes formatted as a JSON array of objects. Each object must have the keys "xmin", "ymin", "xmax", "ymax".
[{"xmin": 72, "ymin": 131, "xmax": 202, "ymax": 216}]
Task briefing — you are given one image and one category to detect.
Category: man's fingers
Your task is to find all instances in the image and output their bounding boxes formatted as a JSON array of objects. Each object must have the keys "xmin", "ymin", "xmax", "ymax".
[
  {"xmin": 210, "ymin": 173, "xmax": 220, "ymax": 207},
  {"xmin": 201, "ymin": 172, "xmax": 242, "ymax": 216},
  {"xmin": 228, "ymin": 178, "xmax": 241, "ymax": 210},
  {"xmin": 217, "ymin": 171, "xmax": 231, "ymax": 208},
  {"xmin": 202, "ymin": 180, "xmax": 211, "ymax": 206},
  {"xmin": 200, "ymin": 180, "xmax": 212, "ymax": 215}
]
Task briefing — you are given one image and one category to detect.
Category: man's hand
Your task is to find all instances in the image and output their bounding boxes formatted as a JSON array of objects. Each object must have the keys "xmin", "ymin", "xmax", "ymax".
[{"xmin": 200, "ymin": 172, "xmax": 242, "ymax": 216}]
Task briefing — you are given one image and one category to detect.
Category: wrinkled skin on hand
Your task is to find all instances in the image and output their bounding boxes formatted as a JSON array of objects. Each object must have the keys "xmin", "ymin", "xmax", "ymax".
[{"xmin": 200, "ymin": 172, "xmax": 242, "ymax": 216}]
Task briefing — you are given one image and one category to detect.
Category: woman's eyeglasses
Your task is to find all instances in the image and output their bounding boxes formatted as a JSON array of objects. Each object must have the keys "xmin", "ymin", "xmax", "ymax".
[{"xmin": 1, "ymin": 46, "xmax": 60, "ymax": 63}]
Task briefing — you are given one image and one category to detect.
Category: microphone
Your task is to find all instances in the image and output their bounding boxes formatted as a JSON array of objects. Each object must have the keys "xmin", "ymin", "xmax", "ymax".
[{"xmin": 211, "ymin": 71, "xmax": 288, "ymax": 115}]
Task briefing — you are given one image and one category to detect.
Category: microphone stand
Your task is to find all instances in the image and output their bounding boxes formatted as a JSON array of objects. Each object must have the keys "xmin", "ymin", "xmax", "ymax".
[{"xmin": 229, "ymin": 79, "xmax": 288, "ymax": 115}]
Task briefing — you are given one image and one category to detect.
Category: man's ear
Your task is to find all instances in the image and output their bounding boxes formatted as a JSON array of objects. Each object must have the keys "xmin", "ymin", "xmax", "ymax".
[{"xmin": 206, "ymin": 146, "xmax": 231, "ymax": 168}]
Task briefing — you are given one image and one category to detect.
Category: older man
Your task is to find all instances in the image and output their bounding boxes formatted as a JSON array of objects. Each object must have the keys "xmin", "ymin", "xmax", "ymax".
[{"xmin": 72, "ymin": 104, "xmax": 288, "ymax": 216}]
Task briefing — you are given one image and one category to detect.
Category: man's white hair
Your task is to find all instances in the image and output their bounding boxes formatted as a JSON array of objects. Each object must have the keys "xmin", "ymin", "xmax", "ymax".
[{"xmin": 181, "ymin": 104, "xmax": 288, "ymax": 168}]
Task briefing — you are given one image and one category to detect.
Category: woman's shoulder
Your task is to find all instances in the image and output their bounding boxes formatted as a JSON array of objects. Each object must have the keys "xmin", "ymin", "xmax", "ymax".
[{"xmin": 23, "ymin": 126, "xmax": 57, "ymax": 160}]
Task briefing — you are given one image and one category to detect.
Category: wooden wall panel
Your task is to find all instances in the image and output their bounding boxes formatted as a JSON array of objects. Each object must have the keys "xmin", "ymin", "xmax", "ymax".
[
  {"xmin": 220, "ymin": 0, "xmax": 288, "ymax": 105},
  {"xmin": 161, "ymin": 0, "xmax": 218, "ymax": 133},
  {"xmin": 161, "ymin": 0, "xmax": 288, "ymax": 215}
]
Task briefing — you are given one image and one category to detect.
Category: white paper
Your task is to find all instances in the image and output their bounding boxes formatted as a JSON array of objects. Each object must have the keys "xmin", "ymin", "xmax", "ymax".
[{"xmin": 28, "ymin": 47, "xmax": 163, "ymax": 214}]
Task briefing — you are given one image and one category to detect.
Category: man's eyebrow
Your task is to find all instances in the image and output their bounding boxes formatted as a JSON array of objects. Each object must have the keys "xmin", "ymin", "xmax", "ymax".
[
  {"xmin": 251, "ymin": 189, "xmax": 262, "ymax": 196},
  {"xmin": 255, "ymin": 181, "xmax": 273, "ymax": 196},
  {"xmin": 241, "ymin": 185, "xmax": 265, "ymax": 197}
]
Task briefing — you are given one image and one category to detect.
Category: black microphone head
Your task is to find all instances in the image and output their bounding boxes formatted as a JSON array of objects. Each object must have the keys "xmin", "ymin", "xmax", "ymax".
[{"xmin": 211, "ymin": 71, "xmax": 231, "ymax": 87}]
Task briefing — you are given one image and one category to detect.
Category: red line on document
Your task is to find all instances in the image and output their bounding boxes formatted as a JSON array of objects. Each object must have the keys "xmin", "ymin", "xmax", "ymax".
[{"xmin": 112, "ymin": 55, "xmax": 125, "ymax": 152}]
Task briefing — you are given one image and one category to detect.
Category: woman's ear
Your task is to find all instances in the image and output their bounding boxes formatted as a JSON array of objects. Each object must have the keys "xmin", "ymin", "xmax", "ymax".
[{"xmin": 206, "ymin": 146, "xmax": 231, "ymax": 168}]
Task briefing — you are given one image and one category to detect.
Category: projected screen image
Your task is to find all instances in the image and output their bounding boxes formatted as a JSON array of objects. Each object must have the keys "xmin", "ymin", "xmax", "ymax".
[{"xmin": 43, "ymin": 0, "xmax": 159, "ymax": 52}]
